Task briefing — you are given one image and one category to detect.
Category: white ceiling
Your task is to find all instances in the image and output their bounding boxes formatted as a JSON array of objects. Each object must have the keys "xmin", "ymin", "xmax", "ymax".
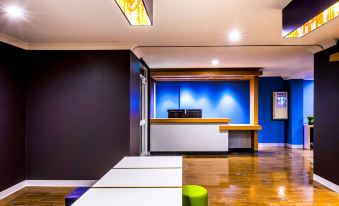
[{"xmin": 0, "ymin": 0, "xmax": 338, "ymax": 79}]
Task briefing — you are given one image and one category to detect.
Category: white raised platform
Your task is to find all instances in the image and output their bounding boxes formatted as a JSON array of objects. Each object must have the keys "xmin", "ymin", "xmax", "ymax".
[
  {"xmin": 114, "ymin": 156, "xmax": 182, "ymax": 169},
  {"xmin": 93, "ymin": 168, "xmax": 182, "ymax": 188},
  {"xmin": 72, "ymin": 188, "xmax": 182, "ymax": 206},
  {"xmin": 72, "ymin": 156, "xmax": 183, "ymax": 205}
]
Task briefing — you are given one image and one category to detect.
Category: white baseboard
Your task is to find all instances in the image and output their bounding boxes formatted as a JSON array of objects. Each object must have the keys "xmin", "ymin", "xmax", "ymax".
[
  {"xmin": 259, "ymin": 143, "xmax": 286, "ymax": 147},
  {"xmin": 287, "ymin": 144, "xmax": 304, "ymax": 149},
  {"xmin": 0, "ymin": 180, "xmax": 96, "ymax": 200},
  {"xmin": 314, "ymin": 174, "xmax": 339, "ymax": 193},
  {"xmin": 0, "ymin": 181, "xmax": 25, "ymax": 200},
  {"xmin": 25, "ymin": 180, "xmax": 96, "ymax": 187}
]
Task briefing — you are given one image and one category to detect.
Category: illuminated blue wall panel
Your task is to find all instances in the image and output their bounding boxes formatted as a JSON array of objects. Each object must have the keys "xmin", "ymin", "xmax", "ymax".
[
  {"xmin": 155, "ymin": 81, "xmax": 250, "ymax": 124},
  {"xmin": 156, "ymin": 85, "xmax": 180, "ymax": 119}
]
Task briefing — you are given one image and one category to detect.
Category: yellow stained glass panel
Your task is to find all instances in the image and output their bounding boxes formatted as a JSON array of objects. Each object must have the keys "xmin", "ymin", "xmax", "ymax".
[
  {"xmin": 115, "ymin": 0, "xmax": 151, "ymax": 26},
  {"xmin": 285, "ymin": 1, "xmax": 339, "ymax": 38}
]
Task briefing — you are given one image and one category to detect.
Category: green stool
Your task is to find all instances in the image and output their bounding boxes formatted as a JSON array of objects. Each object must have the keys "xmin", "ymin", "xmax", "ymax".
[{"xmin": 182, "ymin": 185, "xmax": 208, "ymax": 206}]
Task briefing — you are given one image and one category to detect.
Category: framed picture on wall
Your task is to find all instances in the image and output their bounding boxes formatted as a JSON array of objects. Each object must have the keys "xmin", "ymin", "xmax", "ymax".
[{"xmin": 273, "ymin": 92, "xmax": 288, "ymax": 120}]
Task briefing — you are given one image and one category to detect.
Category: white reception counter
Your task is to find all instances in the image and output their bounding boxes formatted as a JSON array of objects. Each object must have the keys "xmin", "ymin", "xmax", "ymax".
[{"xmin": 150, "ymin": 118, "xmax": 230, "ymax": 152}]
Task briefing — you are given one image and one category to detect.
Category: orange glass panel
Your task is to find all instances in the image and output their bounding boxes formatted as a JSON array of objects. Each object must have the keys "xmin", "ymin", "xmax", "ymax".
[
  {"xmin": 115, "ymin": 0, "xmax": 151, "ymax": 26},
  {"xmin": 284, "ymin": 1, "xmax": 339, "ymax": 38}
]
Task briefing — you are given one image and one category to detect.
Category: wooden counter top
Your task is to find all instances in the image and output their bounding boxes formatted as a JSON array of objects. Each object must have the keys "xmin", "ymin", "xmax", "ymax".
[
  {"xmin": 219, "ymin": 124, "xmax": 262, "ymax": 131},
  {"xmin": 151, "ymin": 118, "xmax": 231, "ymax": 124}
]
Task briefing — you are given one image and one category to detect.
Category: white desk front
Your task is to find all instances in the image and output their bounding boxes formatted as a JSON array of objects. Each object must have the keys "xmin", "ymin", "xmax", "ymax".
[
  {"xmin": 72, "ymin": 188, "xmax": 182, "ymax": 206},
  {"xmin": 93, "ymin": 168, "xmax": 182, "ymax": 188},
  {"xmin": 114, "ymin": 156, "xmax": 183, "ymax": 169}
]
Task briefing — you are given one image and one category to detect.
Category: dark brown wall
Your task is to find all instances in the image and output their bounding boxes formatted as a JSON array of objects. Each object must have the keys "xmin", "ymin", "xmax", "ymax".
[
  {"xmin": 314, "ymin": 44, "xmax": 339, "ymax": 185},
  {"xmin": 0, "ymin": 43, "xmax": 25, "ymax": 191},
  {"xmin": 24, "ymin": 50, "xmax": 140, "ymax": 180},
  {"xmin": 0, "ymin": 42, "xmax": 142, "ymax": 185}
]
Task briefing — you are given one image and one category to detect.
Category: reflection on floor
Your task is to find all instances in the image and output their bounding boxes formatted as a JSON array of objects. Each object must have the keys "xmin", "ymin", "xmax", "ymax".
[
  {"xmin": 183, "ymin": 147, "xmax": 339, "ymax": 206},
  {"xmin": 0, "ymin": 147, "xmax": 338, "ymax": 206}
]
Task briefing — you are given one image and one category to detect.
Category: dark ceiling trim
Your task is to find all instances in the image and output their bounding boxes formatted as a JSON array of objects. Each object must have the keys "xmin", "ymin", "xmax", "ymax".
[{"xmin": 283, "ymin": 0, "xmax": 338, "ymax": 37}]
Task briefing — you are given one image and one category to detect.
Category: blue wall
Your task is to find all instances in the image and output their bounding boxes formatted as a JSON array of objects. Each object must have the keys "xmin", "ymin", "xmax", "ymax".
[
  {"xmin": 150, "ymin": 79, "xmax": 155, "ymax": 118},
  {"xmin": 287, "ymin": 80, "xmax": 304, "ymax": 145},
  {"xmin": 154, "ymin": 78, "xmax": 313, "ymax": 145},
  {"xmin": 303, "ymin": 80, "xmax": 314, "ymax": 124},
  {"xmin": 258, "ymin": 78, "xmax": 313, "ymax": 145},
  {"xmin": 258, "ymin": 77, "xmax": 287, "ymax": 144},
  {"xmin": 155, "ymin": 81, "xmax": 250, "ymax": 124}
]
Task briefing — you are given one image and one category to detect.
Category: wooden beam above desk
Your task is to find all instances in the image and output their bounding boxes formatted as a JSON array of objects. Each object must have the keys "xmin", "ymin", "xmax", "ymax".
[
  {"xmin": 151, "ymin": 118, "xmax": 231, "ymax": 124},
  {"xmin": 330, "ymin": 52, "xmax": 339, "ymax": 62},
  {"xmin": 151, "ymin": 68, "xmax": 263, "ymax": 81},
  {"xmin": 219, "ymin": 124, "xmax": 262, "ymax": 131}
]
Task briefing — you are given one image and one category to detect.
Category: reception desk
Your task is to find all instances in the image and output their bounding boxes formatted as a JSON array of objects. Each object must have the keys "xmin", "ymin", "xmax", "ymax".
[
  {"xmin": 150, "ymin": 118, "xmax": 261, "ymax": 153},
  {"xmin": 151, "ymin": 118, "xmax": 230, "ymax": 152}
]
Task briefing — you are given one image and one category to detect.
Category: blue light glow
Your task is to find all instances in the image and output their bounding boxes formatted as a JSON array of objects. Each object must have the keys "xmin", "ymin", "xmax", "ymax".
[{"xmin": 155, "ymin": 81, "xmax": 250, "ymax": 123}]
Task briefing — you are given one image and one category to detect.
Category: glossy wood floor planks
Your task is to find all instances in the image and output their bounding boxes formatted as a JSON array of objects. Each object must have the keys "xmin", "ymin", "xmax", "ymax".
[
  {"xmin": 0, "ymin": 187, "xmax": 74, "ymax": 206},
  {"xmin": 0, "ymin": 148, "xmax": 338, "ymax": 205},
  {"xmin": 183, "ymin": 147, "xmax": 339, "ymax": 206}
]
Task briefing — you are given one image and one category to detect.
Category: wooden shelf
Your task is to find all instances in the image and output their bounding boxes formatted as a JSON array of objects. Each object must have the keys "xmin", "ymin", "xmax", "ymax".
[
  {"xmin": 304, "ymin": 124, "xmax": 314, "ymax": 150},
  {"xmin": 219, "ymin": 124, "xmax": 262, "ymax": 131},
  {"xmin": 151, "ymin": 118, "xmax": 231, "ymax": 124}
]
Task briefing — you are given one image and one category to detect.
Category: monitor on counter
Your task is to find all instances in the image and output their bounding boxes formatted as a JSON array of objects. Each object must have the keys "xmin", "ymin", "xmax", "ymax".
[{"xmin": 167, "ymin": 109, "xmax": 202, "ymax": 118}]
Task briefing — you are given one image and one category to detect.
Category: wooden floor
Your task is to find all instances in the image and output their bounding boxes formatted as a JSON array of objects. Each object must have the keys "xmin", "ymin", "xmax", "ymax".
[
  {"xmin": 184, "ymin": 147, "xmax": 339, "ymax": 206},
  {"xmin": 0, "ymin": 187, "xmax": 74, "ymax": 206},
  {"xmin": 0, "ymin": 147, "xmax": 338, "ymax": 205}
]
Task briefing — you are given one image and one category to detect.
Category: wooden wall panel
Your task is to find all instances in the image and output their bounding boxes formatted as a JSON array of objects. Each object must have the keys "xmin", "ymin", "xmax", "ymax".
[
  {"xmin": 151, "ymin": 68, "xmax": 263, "ymax": 81},
  {"xmin": 250, "ymin": 76, "xmax": 259, "ymax": 151}
]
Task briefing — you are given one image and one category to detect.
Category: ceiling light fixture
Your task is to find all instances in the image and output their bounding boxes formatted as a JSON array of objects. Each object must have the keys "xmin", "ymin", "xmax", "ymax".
[
  {"xmin": 115, "ymin": 0, "xmax": 153, "ymax": 26},
  {"xmin": 211, "ymin": 59, "xmax": 219, "ymax": 66},
  {"xmin": 4, "ymin": 5, "xmax": 25, "ymax": 19},
  {"xmin": 284, "ymin": 1, "xmax": 339, "ymax": 38},
  {"xmin": 228, "ymin": 30, "xmax": 241, "ymax": 42}
]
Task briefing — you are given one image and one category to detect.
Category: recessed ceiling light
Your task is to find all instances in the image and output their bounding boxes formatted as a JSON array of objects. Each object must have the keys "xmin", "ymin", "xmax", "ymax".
[
  {"xmin": 228, "ymin": 30, "xmax": 241, "ymax": 42},
  {"xmin": 211, "ymin": 59, "xmax": 219, "ymax": 66},
  {"xmin": 4, "ymin": 5, "xmax": 25, "ymax": 19}
]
